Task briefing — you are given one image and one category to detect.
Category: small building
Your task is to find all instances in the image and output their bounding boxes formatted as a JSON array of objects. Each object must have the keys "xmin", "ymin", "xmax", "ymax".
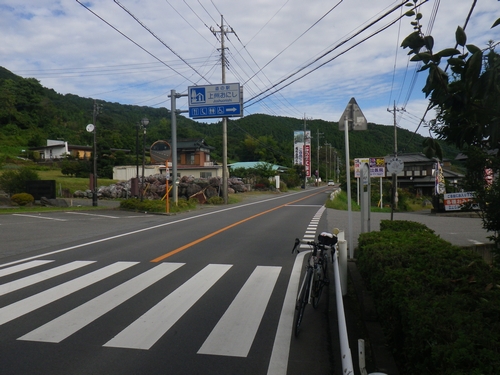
[
  {"xmin": 113, "ymin": 138, "xmax": 222, "ymax": 181},
  {"xmin": 385, "ymin": 153, "xmax": 464, "ymax": 196},
  {"xmin": 30, "ymin": 140, "xmax": 92, "ymax": 160}
]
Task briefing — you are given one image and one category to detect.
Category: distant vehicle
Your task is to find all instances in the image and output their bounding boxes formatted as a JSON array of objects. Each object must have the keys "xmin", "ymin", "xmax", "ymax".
[{"xmin": 327, "ymin": 180, "xmax": 334, "ymax": 186}]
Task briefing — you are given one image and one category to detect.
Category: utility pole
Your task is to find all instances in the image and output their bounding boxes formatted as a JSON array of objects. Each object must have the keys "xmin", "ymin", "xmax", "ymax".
[
  {"xmin": 211, "ymin": 16, "xmax": 234, "ymax": 204},
  {"xmin": 91, "ymin": 100, "xmax": 102, "ymax": 207},
  {"xmin": 316, "ymin": 129, "xmax": 323, "ymax": 185},
  {"xmin": 387, "ymin": 101, "xmax": 399, "ymax": 219}
]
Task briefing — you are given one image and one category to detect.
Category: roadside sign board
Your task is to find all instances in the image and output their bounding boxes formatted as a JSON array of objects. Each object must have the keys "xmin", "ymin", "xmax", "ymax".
[
  {"xmin": 188, "ymin": 83, "xmax": 242, "ymax": 119},
  {"xmin": 338, "ymin": 97, "xmax": 367, "ymax": 131},
  {"xmin": 386, "ymin": 156, "xmax": 404, "ymax": 174},
  {"xmin": 444, "ymin": 191, "xmax": 478, "ymax": 211},
  {"xmin": 355, "ymin": 157, "xmax": 385, "ymax": 178}
]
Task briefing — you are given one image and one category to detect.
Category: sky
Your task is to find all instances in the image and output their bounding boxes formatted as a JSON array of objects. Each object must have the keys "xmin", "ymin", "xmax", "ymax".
[{"xmin": 1, "ymin": 0, "xmax": 499, "ymax": 137}]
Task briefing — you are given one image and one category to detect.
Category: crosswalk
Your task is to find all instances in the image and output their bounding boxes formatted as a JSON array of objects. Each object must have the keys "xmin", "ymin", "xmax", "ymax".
[{"xmin": 0, "ymin": 259, "xmax": 282, "ymax": 357}]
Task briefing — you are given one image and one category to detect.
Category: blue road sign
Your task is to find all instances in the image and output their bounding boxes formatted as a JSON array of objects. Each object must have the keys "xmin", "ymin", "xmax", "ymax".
[{"xmin": 188, "ymin": 83, "xmax": 242, "ymax": 119}]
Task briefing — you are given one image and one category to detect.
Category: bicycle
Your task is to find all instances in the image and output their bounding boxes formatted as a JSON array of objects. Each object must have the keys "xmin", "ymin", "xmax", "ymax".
[{"xmin": 291, "ymin": 233, "xmax": 336, "ymax": 337}]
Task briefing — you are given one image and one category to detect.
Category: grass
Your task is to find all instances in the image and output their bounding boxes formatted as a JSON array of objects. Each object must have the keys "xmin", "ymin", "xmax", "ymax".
[{"xmin": 36, "ymin": 169, "xmax": 118, "ymax": 195}]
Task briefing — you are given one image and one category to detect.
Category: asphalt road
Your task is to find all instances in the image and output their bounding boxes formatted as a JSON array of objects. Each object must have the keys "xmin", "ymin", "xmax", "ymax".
[
  {"xmin": 0, "ymin": 189, "xmax": 490, "ymax": 375},
  {"xmin": 0, "ymin": 188, "xmax": 337, "ymax": 375}
]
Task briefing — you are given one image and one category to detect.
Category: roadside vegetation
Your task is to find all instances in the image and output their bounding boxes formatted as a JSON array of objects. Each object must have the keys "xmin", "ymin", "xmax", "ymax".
[{"xmin": 357, "ymin": 220, "xmax": 500, "ymax": 374}]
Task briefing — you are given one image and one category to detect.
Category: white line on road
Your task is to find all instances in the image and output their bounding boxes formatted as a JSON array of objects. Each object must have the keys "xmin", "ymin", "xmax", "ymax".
[
  {"xmin": 267, "ymin": 251, "xmax": 306, "ymax": 375},
  {"xmin": 103, "ymin": 264, "xmax": 232, "ymax": 350},
  {"xmin": 0, "ymin": 260, "xmax": 54, "ymax": 275},
  {"xmin": 198, "ymin": 266, "xmax": 281, "ymax": 357},
  {"xmin": 13, "ymin": 214, "xmax": 67, "ymax": 221},
  {"xmin": 0, "ymin": 261, "xmax": 95, "ymax": 296},
  {"xmin": 1, "ymin": 191, "xmax": 311, "ymax": 269},
  {"xmin": 18, "ymin": 262, "xmax": 184, "ymax": 343},
  {"xmin": 64, "ymin": 212, "xmax": 120, "ymax": 219},
  {"xmin": 0, "ymin": 262, "xmax": 137, "ymax": 326}
]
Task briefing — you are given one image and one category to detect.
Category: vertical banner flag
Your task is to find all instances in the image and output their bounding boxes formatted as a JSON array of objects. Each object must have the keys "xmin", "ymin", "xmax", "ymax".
[{"xmin": 293, "ymin": 130, "xmax": 311, "ymax": 177}]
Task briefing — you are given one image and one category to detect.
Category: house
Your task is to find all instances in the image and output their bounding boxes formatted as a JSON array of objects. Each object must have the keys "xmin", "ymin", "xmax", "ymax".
[
  {"xmin": 113, "ymin": 138, "xmax": 222, "ymax": 181},
  {"xmin": 29, "ymin": 140, "xmax": 92, "ymax": 160},
  {"xmin": 385, "ymin": 153, "xmax": 464, "ymax": 196}
]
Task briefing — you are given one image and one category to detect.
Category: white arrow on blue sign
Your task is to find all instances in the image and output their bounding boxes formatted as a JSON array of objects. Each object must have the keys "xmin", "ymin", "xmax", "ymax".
[{"xmin": 188, "ymin": 83, "xmax": 242, "ymax": 119}]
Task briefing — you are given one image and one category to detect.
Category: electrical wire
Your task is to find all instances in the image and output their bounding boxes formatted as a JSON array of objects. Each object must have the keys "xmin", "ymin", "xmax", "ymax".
[
  {"xmin": 114, "ymin": 0, "xmax": 212, "ymax": 85},
  {"xmin": 75, "ymin": 0, "xmax": 196, "ymax": 84}
]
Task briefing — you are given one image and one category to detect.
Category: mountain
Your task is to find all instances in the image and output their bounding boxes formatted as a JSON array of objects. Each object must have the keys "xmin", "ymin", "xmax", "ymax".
[{"xmin": 0, "ymin": 66, "xmax": 458, "ymax": 170}]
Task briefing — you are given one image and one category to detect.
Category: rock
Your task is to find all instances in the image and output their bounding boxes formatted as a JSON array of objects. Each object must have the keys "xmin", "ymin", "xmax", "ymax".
[{"xmin": 40, "ymin": 197, "xmax": 69, "ymax": 207}]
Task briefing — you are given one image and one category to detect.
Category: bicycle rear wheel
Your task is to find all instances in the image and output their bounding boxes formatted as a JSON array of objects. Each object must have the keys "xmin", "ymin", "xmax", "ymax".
[
  {"xmin": 294, "ymin": 268, "xmax": 312, "ymax": 337},
  {"xmin": 312, "ymin": 254, "xmax": 328, "ymax": 308}
]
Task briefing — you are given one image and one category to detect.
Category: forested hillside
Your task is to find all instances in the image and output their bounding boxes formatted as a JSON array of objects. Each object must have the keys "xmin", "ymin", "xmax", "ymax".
[{"xmin": 0, "ymin": 66, "xmax": 457, "ymax": 175}]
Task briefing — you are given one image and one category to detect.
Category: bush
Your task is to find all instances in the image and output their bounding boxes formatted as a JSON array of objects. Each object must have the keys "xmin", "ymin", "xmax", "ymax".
[
  {"xmin": 11, "ymin": 193, "xmax": 35, "ymax": 206},
  {"xmin": 207, "ymin": 196, "xmax": 224, "ymax": 205},
  {"xmin": 0, "ymin": 167, "xmax": 40, "ymax": 196},
  {"xmin": 119, "ymin": 197, "xmax": 198, "ymax": 213},
  {"xmin": 357, "ymin": 220, "xmax": 500, "ymax": 375}
]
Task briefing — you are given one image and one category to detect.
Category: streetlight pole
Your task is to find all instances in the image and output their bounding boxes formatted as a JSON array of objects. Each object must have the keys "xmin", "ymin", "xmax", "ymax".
[{"xmin": 139, "ymin": 117, "xmax": 149, "ymax": 202}]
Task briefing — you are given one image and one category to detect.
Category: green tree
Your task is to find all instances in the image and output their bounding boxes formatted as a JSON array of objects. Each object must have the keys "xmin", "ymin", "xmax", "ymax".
[
  {"xmin": 402, "ymin": 1, "xmax": 500, "ymax": 260},
  {"xmin": 0, "ymin": 167, "xmax": 40, "ymax": 196}
]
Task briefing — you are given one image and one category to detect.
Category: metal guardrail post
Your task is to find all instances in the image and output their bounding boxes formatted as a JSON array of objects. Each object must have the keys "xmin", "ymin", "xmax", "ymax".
[
  {"xmin": 332, "ymin": 245, "xmax": 354, "ymax": 374},
  {"xmin": 339, "ymin": 239, "xmax": 348, "ymax": 296}
]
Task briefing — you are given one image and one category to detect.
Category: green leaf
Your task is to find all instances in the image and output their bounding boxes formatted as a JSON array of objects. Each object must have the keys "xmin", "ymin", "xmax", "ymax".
[
  {"xmin": 436, "ymin": 48, "xmax": 460, "ymax": 58},
  {"xmin": 492, "ymin": 18, "xmax": 500, "ymax": 28},
  {"xmin": 424, "ymin": 35, "xmax": 434, "ymax": 51},
  {"xmin": 405, "ymin": 10, "xmax": 415, "ymax": 17},
  {"xmin": 465, "ymin": 51, "xmax": 483, "ymax": 83},
  {"xmin": 455, "ymin": 26, "xmax": 467, "ymax": 47},
  {"xmin": 416, "ymin": 13, "xmax": 423, "ymax": 20},
  {"xmin": 466, "ymin": 44, "xmax": 481, "ymax": 54}
]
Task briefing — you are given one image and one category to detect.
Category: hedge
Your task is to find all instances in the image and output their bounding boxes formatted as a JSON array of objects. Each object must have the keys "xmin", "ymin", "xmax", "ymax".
[{"xmin": 357, "ymin": 220, "xmax": 500, "ymax": 375}]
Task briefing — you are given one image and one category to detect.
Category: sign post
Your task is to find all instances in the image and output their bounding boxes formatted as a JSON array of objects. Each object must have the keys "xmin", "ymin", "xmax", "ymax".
[{"xmin": 339, "ymin": 98, "xmax": 367, "ymax": 259}]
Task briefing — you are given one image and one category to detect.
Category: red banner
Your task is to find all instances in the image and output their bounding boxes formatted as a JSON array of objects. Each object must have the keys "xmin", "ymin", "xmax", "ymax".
[{"xmin": 304, "ymin": 144, "xmax": 311, "ymax": 177}]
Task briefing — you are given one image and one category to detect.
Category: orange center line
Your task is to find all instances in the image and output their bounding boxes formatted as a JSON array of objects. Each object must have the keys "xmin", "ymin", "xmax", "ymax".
[{"xmin": 150, "ymin": 191, "xmax": 324, "ymax": 262}]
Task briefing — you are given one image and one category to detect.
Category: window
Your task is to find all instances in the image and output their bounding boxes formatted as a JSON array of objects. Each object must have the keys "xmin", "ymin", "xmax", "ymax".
[{"xmin": 200, "ymin": 172, "xmax": 212, "ymax": 178}]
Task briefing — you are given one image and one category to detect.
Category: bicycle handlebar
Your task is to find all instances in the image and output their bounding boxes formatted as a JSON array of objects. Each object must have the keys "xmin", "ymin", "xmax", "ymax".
[{"xmin": 292, "ymin": 238, "xmax": 330, "ymax": 254}]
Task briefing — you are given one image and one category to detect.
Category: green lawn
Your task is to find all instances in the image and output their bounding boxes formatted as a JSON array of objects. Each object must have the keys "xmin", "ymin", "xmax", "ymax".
[{"xmin": 36, "ymin": 169, "xmax": 118, "ymax": 195}]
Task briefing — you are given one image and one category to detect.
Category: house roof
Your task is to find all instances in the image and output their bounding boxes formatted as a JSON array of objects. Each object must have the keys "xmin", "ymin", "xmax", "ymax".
[{"xmin": 171, "ymin": 138, "xmax": 215, "ymax": 151}]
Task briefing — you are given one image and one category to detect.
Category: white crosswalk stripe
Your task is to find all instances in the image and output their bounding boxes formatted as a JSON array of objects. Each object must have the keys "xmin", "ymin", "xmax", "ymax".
[
  {"xmin": 104, "ymin": 263, "xmax": 232, "ymax": 350},
  {"xmin": 0, "ymin": 261, "xmax": 137, "ymax": 326},
  {"xmin": 1, "ymin": 260, "xmax": 283, "ymax": 357},
  {"xmin": 0, "ymin": 261, "xmax": 95, "ymax": 296},
  {"xmin": 0, "ymin": 260, "xmax": 54, "ymax": 277},
  {"xmin": 18, "ymin": 262, "xmax": 184, "ymax": 343},
  {"xmin": 198, "ymin": 265, "xmax": 281, "ymax": 357}
]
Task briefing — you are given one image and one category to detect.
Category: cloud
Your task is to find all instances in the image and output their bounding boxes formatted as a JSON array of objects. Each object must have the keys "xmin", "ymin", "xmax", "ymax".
[{"xmin": 1, "ymin": 0, "xmax": 498, "ymax": 137}]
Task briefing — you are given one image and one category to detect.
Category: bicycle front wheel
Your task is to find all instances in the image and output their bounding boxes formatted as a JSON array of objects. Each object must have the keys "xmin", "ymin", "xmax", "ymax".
[{"xmin": 294, "ymin": 268, "xmax": 312, "ymax": 337}]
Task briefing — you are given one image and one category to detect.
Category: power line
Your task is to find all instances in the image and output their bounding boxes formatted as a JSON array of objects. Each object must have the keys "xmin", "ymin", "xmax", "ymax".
[
  {"xmin": 75, "ymin": 0, "xmax": 196, "ymax": 84},
  {"xmin": 245, "ymin": 0, "xmax": 428, "ymax": 108},
  {"xmin": 114, "ymin": 0, "xmax": 212, "ymax": 85}
]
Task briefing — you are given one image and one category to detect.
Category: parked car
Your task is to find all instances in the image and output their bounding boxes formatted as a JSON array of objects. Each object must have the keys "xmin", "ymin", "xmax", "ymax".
[{"xmin": 327, "ymin": 180, "xmax": 334, "ymax": 186}]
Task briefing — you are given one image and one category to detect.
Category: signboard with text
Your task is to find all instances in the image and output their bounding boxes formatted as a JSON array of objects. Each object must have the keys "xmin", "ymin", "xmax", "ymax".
[
  {"xmin": 354, "ymin": 157, "xmax": 385, "ymax": 178},
  {"xmin": 444, "ymin": 191, "xmax": 477, "ymax": 211},
  {"xmin": 188, "ymin": 83, "xmax": 242, "ymax": 119}
]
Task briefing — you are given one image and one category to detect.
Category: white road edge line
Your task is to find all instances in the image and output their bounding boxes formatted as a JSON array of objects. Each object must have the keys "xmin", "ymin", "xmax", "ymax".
[{"xmin": 0, "ymin": 189, "xmax": 322, "ymax": 268}]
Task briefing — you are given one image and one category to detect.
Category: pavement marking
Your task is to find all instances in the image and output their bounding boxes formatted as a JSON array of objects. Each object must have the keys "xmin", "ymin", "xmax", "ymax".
[
  {"xmin": 0, "ymin": 260, "xmax": 54, "ymax": 274},
  {"xmin": 268, "ymin": 251, "xmax": 307, "ymax": 375},
  {"xmin": 64, "ymin": 212, "xmax": 120, "ymax": 219},
  {"xmin": 13, "ymin": 214, "xmax": 67, "ymax": 221},
  {"xmin": 103, "ymin": 264, "xmax": 232, "ymax": 350},
  {"xmin": 0, "ymin": 261, "xmax": 95, "ymax": 296},
  {"xmin": 18, "ymin": 262, "xmax": 184, "ymax": 343},
  {"xmin": 0, "ymin": 262, "xmax": 137, "ymax": 326},
  {"xmin": 198, "ymin": 266, "xmax": 281, "ymax": 357},
  {"xmin": 468, "ymin": 239, "xmax": 483, "ymax": 244},
  {"xmin": 267, "ymin": 204, "xmax": 325, "ymax": 375}
]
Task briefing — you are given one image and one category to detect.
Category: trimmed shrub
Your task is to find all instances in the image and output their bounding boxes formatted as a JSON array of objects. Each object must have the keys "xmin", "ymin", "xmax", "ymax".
[
  {"xmin": 11, "ymin": 193, "xmax": 35, "ymax": 206},
  {"xmin": 207, "ymin": 196, "xmax": 224, "ymax": 205},
  {"xmin": 357, "ymin": 220, "xmax": 500, "ymax": 375}
]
